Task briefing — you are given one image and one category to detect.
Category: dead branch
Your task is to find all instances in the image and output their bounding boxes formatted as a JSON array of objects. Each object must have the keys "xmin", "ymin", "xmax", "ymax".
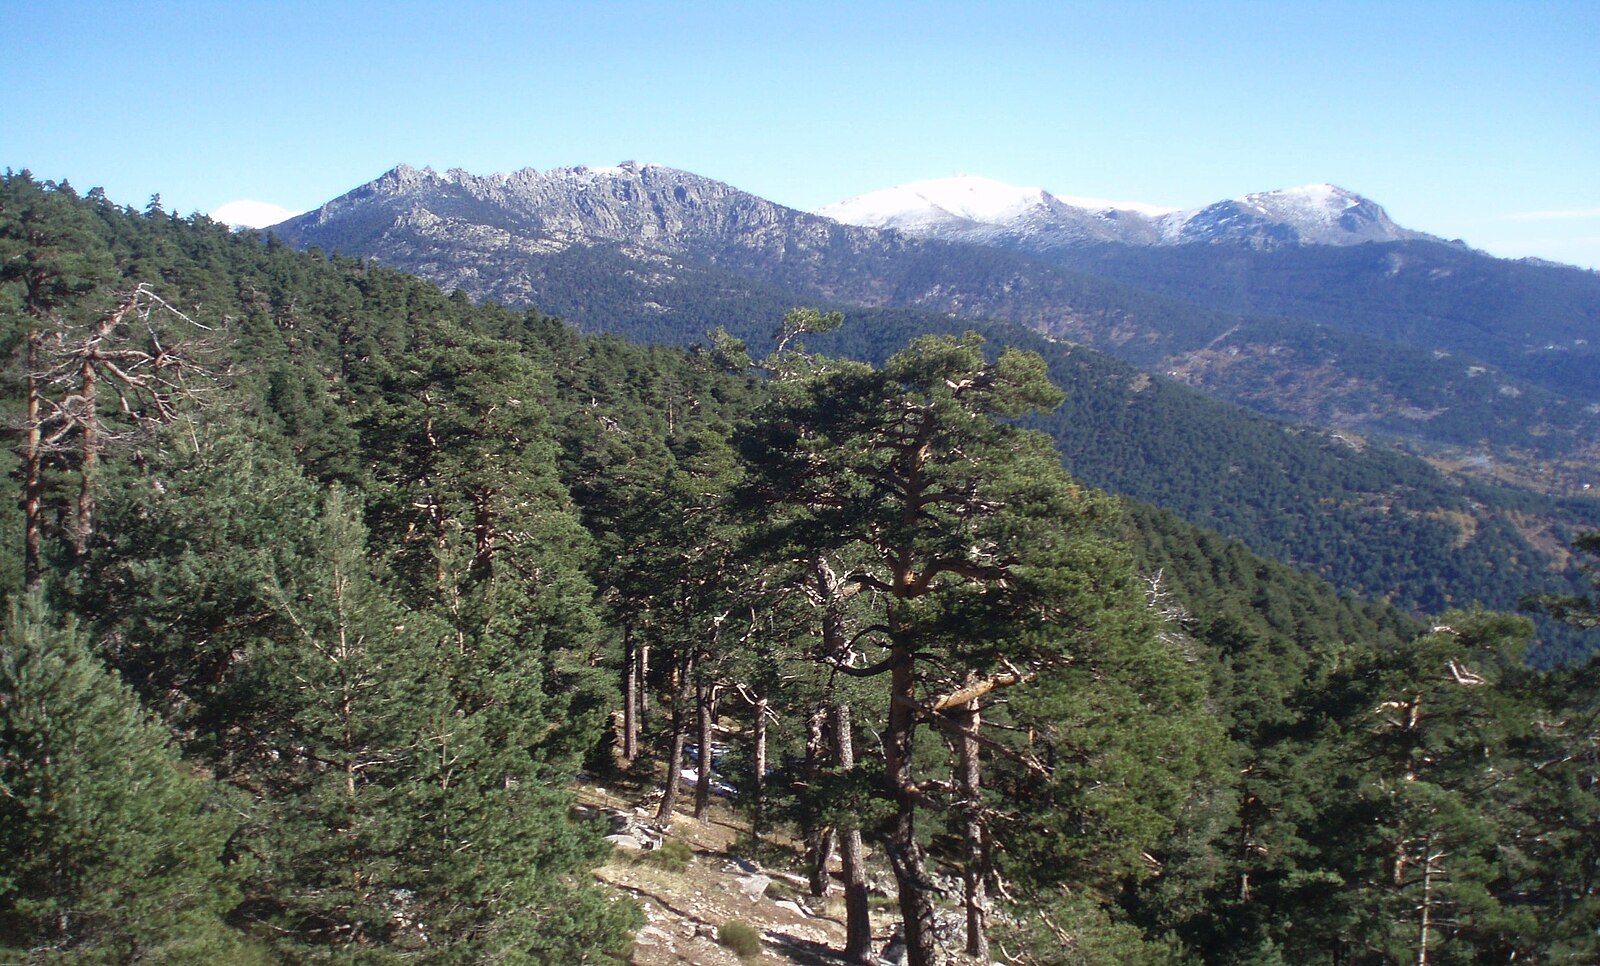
[{"xmin": 928, "ymin": 659, "xmax": 1035, "ymax": 712}]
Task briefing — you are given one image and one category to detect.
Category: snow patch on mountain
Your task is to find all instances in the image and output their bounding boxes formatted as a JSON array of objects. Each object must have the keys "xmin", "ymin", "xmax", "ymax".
[
  {"xmin": 817, "ymin": 176, "xmax": 1048, "ymax": 229},
  {"xmin": 1159, "ymin": 183, "xmax": 1429, "ymax": 246},
  {"xmin": 1247, "ymin": 183, "xmax": 1360, "ymax": 224},
  {"xmin": 816, "ymin": 175, "xmax": 1174, "ymax": 232},
  {"xmin": 1051, "ymin": 193, "xmax": 1179, "ymax": 217},
  {"xmin": 818, "ymin": 176, "xmax": 1431, "ymax": 250}
]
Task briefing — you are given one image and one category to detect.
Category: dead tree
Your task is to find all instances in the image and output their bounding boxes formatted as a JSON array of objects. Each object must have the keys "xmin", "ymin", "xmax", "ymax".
[
  {"xmin": 803, "ymin": 555, "xmax": 879, "ymax": 966},
  {"xmin": 734, "ymin": 680, "xmax": 779, "ymax": 836},
  {"xmin": 621, "ymin": 622, "xmax": 641, "ymax": 763},
  {"xmin": 22, "ymin": 283, "xmax": 214, "ymax": 583}
]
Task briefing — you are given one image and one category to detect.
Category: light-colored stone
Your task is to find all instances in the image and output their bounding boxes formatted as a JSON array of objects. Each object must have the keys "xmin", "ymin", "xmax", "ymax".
[
  {"xmin": 736, "ymin": 874, "xmax": 771, "ymax": 900},
  {"xmin": 773, "ymin": 899, "xmax": 809, "ymax": 918}
]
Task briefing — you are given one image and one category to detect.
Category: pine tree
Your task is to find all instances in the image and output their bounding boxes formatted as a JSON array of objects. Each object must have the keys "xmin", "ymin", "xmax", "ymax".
[
  {"xmin": 0, "ymin": 172, "xmax": 113, "ymax": 590},
  {"xmin": 240, "ymin": 490, "xmax": 640, "ymax": 960},
  {"xmin": 350, "ymin": 319, "xmax": 617, "ymax": 779},
  {"xmin": 742, "ymin": 330, "xmax": 1220, "ymax": 964},
  {"xmin": 70, "ymin": 412, "xmax": 637, "ymax": 959},
  {"xmin": 0, "ymin": 593, "xmax": 249, "ymax": 962},
  {"xmin": 1326, "ymin": 613, "xmax": 1538, "ymax": 963},
  {"xmin": 1508, "ymin": 534, "xmax": 1600, "ymax": 959},
  {"xmin": 1504, "ymin": 654, "xmax": 1600, "ymax": 961}
]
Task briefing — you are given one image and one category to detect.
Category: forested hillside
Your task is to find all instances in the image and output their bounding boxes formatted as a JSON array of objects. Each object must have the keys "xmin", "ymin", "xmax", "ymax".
[
  {"xmin": 777, "ymin": 309, "xmax": 1600, "ymax": 662},
  {"xmin": 1041, "ymin": 239, "xmax": 1600, "ymax": 402},
  {"xmin": 3, "ymin": 173, "xmax": 1598, "ymax": 964},
  {"xmin": 545, "ymin": 276, "xmax": 1600, "ymax": 665}
]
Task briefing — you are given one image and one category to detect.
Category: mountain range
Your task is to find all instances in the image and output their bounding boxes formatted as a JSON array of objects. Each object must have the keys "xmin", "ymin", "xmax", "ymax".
[
  {"xmin": 268, "ymin": 162, "xmax": 1600, "ymax": 661},
  {"xmin": 271, "ymin": 162, "xmax": 1600, "ymax": 493},
  {"xmin": 815, "ymin": 175, "xmax": 1441, "ymax": 251}
]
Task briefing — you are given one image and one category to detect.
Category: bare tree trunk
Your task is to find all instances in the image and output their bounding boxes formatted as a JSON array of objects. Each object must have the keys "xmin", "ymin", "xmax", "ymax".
[
  {"xmin": 1239, "ymin": 789, "xmax": 1261, "ymax": 902},
  {"xmin": 885, "ymin": 823, "xmax": 941, "ymax": 966},
  {"xmin": 71, "ymin": 351, "xmax": 97, "ymax": 560},
  {"xmin": 831, "ymin": 701, "xmax": 875, "ymax": 965},
  {"xmin": 955, "ymin": 698, "xmax": 989, "ymax": 961},
  {"xmin": 693, "ymin": 677, "xmax": 717, "ymax": 821},
  {"xmin": 752, "ymin": 693, "xmax": 769, "ymax": 834},
  {"xmin": 622, "ymin": 625, "xmax": 639, "ymax": 763},
  {"xmin": 804, "ymin": 703, "xmax": 835, "ymax": 897},
  {"xmin": 1417, "ymin": 861, "xmax": 1433, "ymax": 966},
  {"xmin": 638, "ymin": 643, "xmax": 651, "ymax": 723},
  {"xmin": 656, "ymin": 661, "xmax": 692, "ymax": 823},
  {"xmin": 22, "ymin": 334, "xmax": 44, "ymax": 589},
  {"xmin": 1416, "ymin": 833, "xmax": 1442, "ymax": 966},
  {"xmin": 656, "ymin": 709, "xmax": 688, "ymax": 822},
  {"xmin": 807, "ymin": 827, "xmax": 837, "ymax": 898},
  {"xmin": 421, "ymin": 402, "xmax": 449, "ymax": 600},
  {"xmin": 333, "ymin": 567, "xmax": 358, "ymax": 801}
]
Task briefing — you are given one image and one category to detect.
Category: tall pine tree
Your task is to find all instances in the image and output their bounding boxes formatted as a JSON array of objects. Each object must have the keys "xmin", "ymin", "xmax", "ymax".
[{"xmin": 0, "ymin": 593, "xmax": 249, "ymax": 962}]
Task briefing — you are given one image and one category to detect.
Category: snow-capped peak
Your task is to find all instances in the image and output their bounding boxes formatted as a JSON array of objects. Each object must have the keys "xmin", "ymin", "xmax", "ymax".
[
  {"xmin": 1164, "ymin": 183, "xmax": 1429, "ymax": 246},
  {"xmin": 818, "ymin": 176, "xmax": 1428, "ymax": 250},
  {"xmin": 814, "ymin": 175, "xmax": 1187, "ymax": 249},
  {"xmin": 816, "ymin": 175, "xmax": 1048, "ymax": 230},
  {"xmin": 1240, "ymin": 184, "xmax": 1366, "ymax": 227}
]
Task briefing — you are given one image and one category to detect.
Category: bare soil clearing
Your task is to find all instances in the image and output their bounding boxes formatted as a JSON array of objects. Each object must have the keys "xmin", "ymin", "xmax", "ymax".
[{"xmin": 576, "ymin": 782, "xmax": 894, "ymax": 965}]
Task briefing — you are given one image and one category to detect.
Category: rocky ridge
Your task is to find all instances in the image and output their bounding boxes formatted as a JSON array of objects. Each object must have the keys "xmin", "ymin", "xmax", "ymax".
[
  {"xmin": 287, "ymin": 161, "xmax": 890, "ymax": 257},
  {"xmin": 272, "ymin": 162, "xmax": 907, "ymax": 309}
]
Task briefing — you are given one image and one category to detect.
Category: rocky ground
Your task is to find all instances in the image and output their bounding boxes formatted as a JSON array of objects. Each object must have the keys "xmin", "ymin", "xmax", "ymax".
[{"xmin": 574, "ymin": 782, "xmax": 897, "ymax": 965}]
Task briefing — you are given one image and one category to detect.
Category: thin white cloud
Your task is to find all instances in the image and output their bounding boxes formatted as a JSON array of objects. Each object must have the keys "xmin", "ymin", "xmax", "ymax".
[
  {"xmin": 1504, "ymin": 206, "xmax": 1600, "ymax": 222},
  {"xmin": 210, "ymin": 200, "xmax": 298, "ymax": 229}
]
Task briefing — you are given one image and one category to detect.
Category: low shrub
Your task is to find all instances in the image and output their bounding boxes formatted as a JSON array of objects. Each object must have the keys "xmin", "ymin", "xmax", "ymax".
[
  {"xmin": 718, "ymin": 920, "xmax": 762, "ymax": 959},
  {"xmin": 633, "ymin": 838, "xmax": 693, "ymax": 872}
]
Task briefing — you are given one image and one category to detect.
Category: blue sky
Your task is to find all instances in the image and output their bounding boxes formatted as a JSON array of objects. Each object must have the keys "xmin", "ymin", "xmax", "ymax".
[{"xmin": 6, "ymin": 1, "xmax": 1598, "ymax": 267}]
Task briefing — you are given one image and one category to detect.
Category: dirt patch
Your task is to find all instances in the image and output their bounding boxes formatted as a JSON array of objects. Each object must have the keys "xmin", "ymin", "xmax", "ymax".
[{"xmin": 576, "ymin": 783, "xmax": 895, "ymax": 965}]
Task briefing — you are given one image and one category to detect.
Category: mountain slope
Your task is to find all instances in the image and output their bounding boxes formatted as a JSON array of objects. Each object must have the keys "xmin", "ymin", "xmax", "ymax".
[
  {"xmin": 274, "ymin": 162, "xmax": 912, "ymax": 292},
  {"xmin": 1044, "ymin": 238, "xmax": 1600, "ymax": 398}
]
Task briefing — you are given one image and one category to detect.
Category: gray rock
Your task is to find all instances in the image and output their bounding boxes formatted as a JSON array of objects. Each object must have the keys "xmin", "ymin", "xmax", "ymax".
[{"xmin": 773, "ymin": 899, "xmax": 809, "ymax": 918}]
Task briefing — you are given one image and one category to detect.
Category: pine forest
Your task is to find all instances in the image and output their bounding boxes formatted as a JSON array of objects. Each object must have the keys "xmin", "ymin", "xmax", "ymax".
[{"xmin": 3, "ymin": 172, "xmax": 1598, "ymax": 965}]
